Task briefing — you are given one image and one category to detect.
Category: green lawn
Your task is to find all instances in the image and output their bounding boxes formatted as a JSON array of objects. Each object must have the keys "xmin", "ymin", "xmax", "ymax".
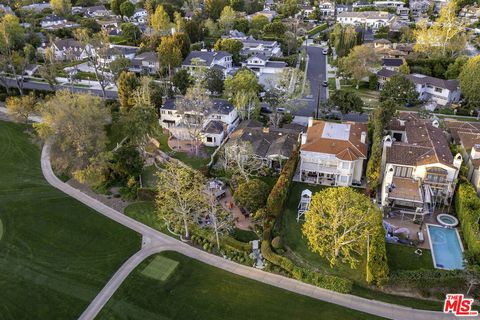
[
  {"xmin": 386, "ymin": 243, "xmax": 434, "ymax": 271},
  {"xmin": 0, "ymin": 121, "xmax": 141, "ymax": 319},
  {"xmin": 340, "ymin": 83, "xmax": 380, "ymax": 107},
  {"xmin": 97, "ymin": 251, "xmax": 384, "ymax": 320},
  {"xmin": 279, "ymin": 182, "xmax": 444, "ymax": 310}
]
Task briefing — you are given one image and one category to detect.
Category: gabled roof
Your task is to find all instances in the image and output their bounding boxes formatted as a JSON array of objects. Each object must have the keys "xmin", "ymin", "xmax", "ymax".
[
  {"xmin": 54, "ymin": 38, "xmax": 84, "ymax": 50},
  {"xmin": 445, "ymin": 120, "xmax": 480, "ymax": 143},
  {"xmin": 377, "ymin": 68, "xmax": 459, "ymax": 91},
  {"xmin": 301, "ymin": 120, "xmax": 368, "ymax": 161},
  {"xmin": 387, "ymin": 113, "xmax": 454, "ymax": 167},
  {"xmin": 183, "ymin": 51, "xmax": 231, "ymax": 66},
  {"xmin": 457, "ymin": 131, "xmax": 480, "ymax": 154},
  {"xmin": 382, "ymin": 58, "xmax": 403, "ymax": 67},
  {"xmin": 133, "ymin": 51, "xmax": 157, "ymax": 62}
]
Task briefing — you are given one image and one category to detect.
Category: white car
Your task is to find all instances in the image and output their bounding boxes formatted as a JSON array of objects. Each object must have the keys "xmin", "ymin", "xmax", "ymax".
[{"xmin": 322, "ymin": 49, "xmax": 328, "ymax": 55}]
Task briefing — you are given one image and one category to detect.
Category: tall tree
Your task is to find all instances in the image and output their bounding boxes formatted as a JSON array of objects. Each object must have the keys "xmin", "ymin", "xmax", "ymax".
[
  {"xmin": 5, "ymin": 92, "xmax": 37, "ymax": 123},
  {"xmin": 459, "ymin": 56, "xmax": 480, "ymax": 108},
  {"xmin": 302, "ymin": 187, "xmax": 378, "ymax": 268},
  {"xmin": 278, "ymin": 0, "xmax": 300, "ymax": 17},
  {"xmin": 157, "ymin": 35, "xmax": 183, "ymax": 76},
  {"xmin": 172, "ymin": 69, "xmax": 193, "ymax": 94},
  {"xmin": 213, "ymin": 38, "xmax": 243, "ymax": 63},
  {"xmin": 249, "ymin": 14, "xmax": 268, "ymax": 34},
  {"xmin": 38, "ymin": 46, "xmax": 58, "ymax": 90},
  {"xmin": 175, "ymin": 85, "xmax": 213, "ymax": 155},
  {"xmin": 327, "ymin": 90, "xmax": 365, "ymax": 114},
  {"xmin": 338, "ymin": 45, "xmax": 381, "ymax": 88},
  {"xmin": 204, "ymin": 68, "xmax": 224, "ymax": 95},
  {"xmin": 445, "ymin": 55, "xmax": 468, "ymax": 79},
  {"xmin": 222, "ymin": 140, "xmax": 263, "ymax": 181},
  {"xmin": 330, "ymin": 24, "xmax": 358, "ymax": 57},
  {"xmin": 205, "ymin": 0, "xmax": 227, "ymax": 20},
  {"xmin": 150, "ymin": 5, "xmax": 171, "ymax": 34},
  {"xmin": 413, "ymin": 1, "xmax": 467, "ymax": 57},
  {"xmin": 50, "ymin": 0, "xmax": 72, "ymax": 16},
  {"xmin": 156, "ymin": 161, "xmax": 206, "ymax": 240},
  {"xmin": 120, "ymin": 1, "xmax": 135, "ymax": 19},
  {"xmin": 110, "ymin": 0, "xmax": 126, "ymax": 16},
  {"xmin": 379, "ymin": 74, "xmax": 418, "ymax": 106},
  {"xmin": 205, "ymin": 191, "xmax": 235, "ymax": 250},
  {"xmin": 218, "ymin": 5, "xmax": 236, "ymax": 33},
  {"xmin": 120, "ymin": 22, "xmax": 142, "ymax": 44},
  {"xmin": 173, "ymin": 11, "xmax": 185, "ymax": 33},
  {"xmin": 224, "ymin": 68, "xmax": 260, "ymax": 119},
  {"xmin": 34, "ymin": 91, "xmax": 109, "ymax": 175},
  {"xmin": 0, "ymin": 14, "xmax": 26, "ymax": 95},
  {"xmin": 117, "ymin": 71, "xmax": 139, "ymax": 112},
  {"xmin": 74, "ymin": 28, "xmax": 111, "ymax": 99}
]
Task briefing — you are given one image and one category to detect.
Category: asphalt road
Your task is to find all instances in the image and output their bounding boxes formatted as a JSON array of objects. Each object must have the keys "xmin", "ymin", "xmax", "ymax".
[
  {"xmin": 294, "ymin": 45, "xmax": 328, "ymax": 117},
  {"xmin": 2, "ymin": 78, "xmax": 119, "ymax": 99}
]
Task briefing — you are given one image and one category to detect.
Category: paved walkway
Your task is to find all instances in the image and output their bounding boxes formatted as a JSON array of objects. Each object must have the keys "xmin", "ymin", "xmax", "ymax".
[{"xmin": 40, "ymin": 142, "xmax": 462, "ymax": 320}]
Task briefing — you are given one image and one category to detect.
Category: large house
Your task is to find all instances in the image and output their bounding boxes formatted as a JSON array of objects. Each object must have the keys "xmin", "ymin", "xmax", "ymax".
[
  {"xmin": 130, "ymin": 51, "xmax": 159, "ymax": 74},
  {"xmin": 241, "ymin": 53, "xmax": 287, "ymax": 76},
  {"xmin": 160, "ymin": 98, "xmax": 239, "ymax": 147},
  {"xmin": 318, "ymin": 1, "xmax": 335, "ymax": 16},
  {"xmin": 337, "ymin": 11, "xmax": 395, "ymax": 29},
  {"xmin": 381, "ymin": 113, "xmax": 462, "ymax": 212},
  {"xmin": 445, "ymin": 120, "xmax": 480, "ymax": 195},
  {"xmin": 298, "ymin": 119, "xmax": 368, "ymax": 186},
  {"xmin": 40, "ymin": 14, "xmax": 67, "ymax": 28},
  {"xmin": 94, "ymin": 44, "xmax": 139, "ymax": 64},
  {"xmin": 182, "ymin": 51, "xmax": 233, "ymax": 76},
  {"xmin": 44, "ymin": 38, "xmax": 90, "ymax": 61},
  {"xmin": 377, "ymin": 68, "xmax": 461, "ymax": 106},
  {"xmin": 240, "ymin": 37, "xmax": 282, "ymax": 58},
  {"xmin": 227, "ymin": 120, "xmax": 303, "ymax": 169}
]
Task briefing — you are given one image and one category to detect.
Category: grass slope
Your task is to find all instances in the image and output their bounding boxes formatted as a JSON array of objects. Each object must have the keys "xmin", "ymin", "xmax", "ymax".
[
  {"xmin": 98, "ymin": 251, "xmax": 384, "ymax": 320},
  {"xmin": 0, "ymin": 121, "xmax": 140, "ymax": 319}
]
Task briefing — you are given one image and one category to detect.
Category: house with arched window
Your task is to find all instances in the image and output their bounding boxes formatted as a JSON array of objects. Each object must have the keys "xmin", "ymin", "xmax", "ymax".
[{"xmin": 380, "ymin": 113, "xmax": 462, "ymax": 212}]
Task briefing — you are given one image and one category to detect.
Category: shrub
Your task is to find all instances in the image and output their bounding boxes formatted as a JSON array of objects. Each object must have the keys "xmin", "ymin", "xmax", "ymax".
[
  {"xmin": 266, "ymin": 150, "xmax": 299, "ymax": 217},
  {"xmin": 271, "ymin": 236, "xmax": 283, "ymax": 250},
  {"xmin": 366, "ymin": 222, "xmax": 389, "ymax": 286},
  {"xmin": 307, "ymin": 23, "xmax": 328, "ymax": 37},
  {"xmin": 234, "ymin": 179, "xmax": 270, "ymax": 212},
  {"xmin": 389, "ymin": 269, "xmax": 466, "ymax": 291},
  {"xmin": 455, "ymin": 182, "xmax": 480, "ymax": 261}
]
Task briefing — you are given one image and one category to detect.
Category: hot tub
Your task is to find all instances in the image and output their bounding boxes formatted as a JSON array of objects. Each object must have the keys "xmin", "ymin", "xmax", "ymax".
[{"xmin": 437, "ymin": 214, "xmax": 459, "ymax": 228}]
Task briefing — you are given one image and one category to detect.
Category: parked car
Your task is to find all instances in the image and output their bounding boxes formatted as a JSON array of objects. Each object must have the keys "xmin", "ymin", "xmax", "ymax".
[{"xmin": 322, "ymin": 80, "xmax": 328, "ymax": 87}]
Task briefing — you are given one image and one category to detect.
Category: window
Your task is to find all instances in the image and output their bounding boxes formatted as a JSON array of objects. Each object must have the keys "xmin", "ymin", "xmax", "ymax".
[
  {"xmin": 341, "ymin": 161, "xmax": 350, "ymax": 169},
  {"xmin": 427, "ymin": 84, "xmax": 433, "ymax": 89},
  {"xmin": 339, "ymin": 175, "xmax": 348, "ymax": 183},
  {"xmin": 207, "ymin": 137, "xmax": 213, "ymax": 142},
  {"xmin": 394, "ymin": 165, "xmax": 413, "ymax": 178},
  {"xmin": 434, "ymin": 87, "xmax": 442, "ymax": 93}
]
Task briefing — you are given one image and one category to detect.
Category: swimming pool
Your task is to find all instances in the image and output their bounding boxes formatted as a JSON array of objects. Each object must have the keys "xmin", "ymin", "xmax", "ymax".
[{"xmin": 427, "ymin": 224, "xmax": 464, "ymax": 270}]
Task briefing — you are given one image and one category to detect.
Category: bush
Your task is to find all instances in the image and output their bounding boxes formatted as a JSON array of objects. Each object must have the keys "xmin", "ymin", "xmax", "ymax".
[
  {"xmin": 366, "ymin": 222, "xmax": 389, "ymax": 286},
  {"xmin": 455, "ymin": 182, "xmax": 480, "ymax": 261},
  {"xmin": 234, "ymin": 179, "xmax": 270, "ymax": 212},
  {"xmin": 389, "ymin": 269, "xmax": 466, "ymax": 291},
  {"xmin": 271, "ymin": 236, "xmax": 283, "ymax": 250},
  {"xmin": 307, "ymin": 23, "xmax": 328, "ymax": 37}
]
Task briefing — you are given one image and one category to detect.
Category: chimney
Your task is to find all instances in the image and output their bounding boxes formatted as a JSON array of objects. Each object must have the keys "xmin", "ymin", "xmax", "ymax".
[
  {"xmin": 308, "ymin": 117, "xmax": 314, "ymax": 128},
  {"xmin": 263, "ymin": 127, "xmax": 269, "ymax": 134},
  {"xmin": 360, "ymin": 131, "xmax": 367, "ymax": 144},
  {"xmin": 301, "ymin": 132, "xmax": 307, "ymax": 145},
  {"xmin": 453, "ymin": 153, "xmax": 463, "ymax": 170},
  {"xmin": 471, "ymin": 145, "xmax": 480, "ymax": 160}
]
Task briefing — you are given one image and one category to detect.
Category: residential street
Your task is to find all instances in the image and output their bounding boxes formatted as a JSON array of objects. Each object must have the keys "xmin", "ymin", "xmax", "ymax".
[
  {"xmin": 293, "ymin": 45, "xmax": 328, "ymax": 118},
  {"xmin": 40, "ymin": 142, "xmax": 458, "ymax": 320}
]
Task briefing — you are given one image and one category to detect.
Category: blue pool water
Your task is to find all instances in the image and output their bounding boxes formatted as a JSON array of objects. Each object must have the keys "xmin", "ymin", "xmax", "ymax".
[{"xmin": 427, "ymin": 225, "xmax": 464, "ymax": 270}]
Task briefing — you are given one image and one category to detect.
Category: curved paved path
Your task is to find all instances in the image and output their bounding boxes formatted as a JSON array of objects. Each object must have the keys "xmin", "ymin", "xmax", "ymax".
[{"xmin": 41, "ymin": 143, "xmax": 461, "ymax": 320}]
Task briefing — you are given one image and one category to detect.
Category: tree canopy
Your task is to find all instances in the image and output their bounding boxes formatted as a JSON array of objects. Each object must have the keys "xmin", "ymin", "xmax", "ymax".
[
  {"xmin": 302, "ymin": 187, "xmax": 379, "ymax": 268},
  {"xmin": 459, "ymin": 56, "xmax": 480, "ymax": 108},
  {"xmin": 338, "ymin": 45, "xmax": 380, "ymax": 88},
  {"xmin": 234, "ymin": 179, "xmax": 270, "ymax": 212},
  {"xmin": 328, "ymin": 90, "xmax": 365, "ymax": 114},
  {"xmin": 224, "ymin": 69, "xmax": 260, "ymax": 119},
  {"xmin": 379, "ymin": 74, "xmax": 418, "ymax": 107}
]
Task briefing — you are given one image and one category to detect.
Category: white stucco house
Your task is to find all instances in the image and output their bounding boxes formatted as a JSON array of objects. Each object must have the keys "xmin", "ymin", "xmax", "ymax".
[
  {"xmin": 240, "ymin": 38, "xmax": 282, "ymax": 58},
  {"xmin": 298, "ymin": 119, "xmax": 368, "ymax": 186},
  {"xmin": 182, "ymin": 51, "xmax": 233, "ymax": 77},
  {"xmin": 337, "ymin": 11, "xmax": 395, "ymax": 29},
  {"xmin": 241, "ymin": 53, "xmax": 287, "ymax": 76},
  {"xmin": 377, "ymin": 68, "xmax": 461, "ymax": 106},
  {"xmin": 380, "ymin": 113, "xmax": 462, "ymax": 211},
  {"xmin": 159, "ymin": 98, "xmax": 239, "ymax": 147}
]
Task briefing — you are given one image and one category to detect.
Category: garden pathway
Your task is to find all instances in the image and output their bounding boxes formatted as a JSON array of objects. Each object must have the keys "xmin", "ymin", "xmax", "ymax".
[{"xmin": 41, "ymin": 142, "xmax": 463, "ymax": 320}]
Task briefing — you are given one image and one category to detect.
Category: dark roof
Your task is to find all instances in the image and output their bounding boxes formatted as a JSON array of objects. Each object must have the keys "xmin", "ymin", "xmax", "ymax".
[
  {"xmin": 133, "ymin": 51, "xmax": 157, "ymax": 62},
  {"xmin": 377, "ymin": 68, "xmax": 397, "ymax": 78},
  {"xmin": 107, "ymin": 45, "xmax": 139, "ymax": 56},
  {"xmin": 445, "ymin": 120, "xmax": 480, "ymax": 143},
  {"xmin": 228, "ymin": 120, "xmax": 300, "ymax": 158},
  {"xmin": 162, "ymin": 98, "xmax": 234, "ymax": 115},
  {"xmin": 203, "ymin": 120, "xmax": 224, "ymax": 134},
  {"xmin": 42, "ymin": 14, "xmax": 65, "ymax": 22},
  {"xmin": 382, "ymin": 58, "xmax": 403, "ymax": 67},
  {"xmin": 54, "ymin": 38, "xmax": 84, "ymax": 50},
  {"xmin": 377, "ymin": 68, "xmax": 459, "ymax": 91},
  {"xmin": 183, "ymin": 51, "xmax": 231, "ymax": 66}
]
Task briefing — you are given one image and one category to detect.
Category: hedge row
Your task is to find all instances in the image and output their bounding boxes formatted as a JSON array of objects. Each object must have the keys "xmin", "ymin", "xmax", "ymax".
[
  {"xmin": 366, "ymin": 221, "xmax": 389, "ymax": 286},
  {"xmin": 454, "ymin": 182, "xmax": 480, "ymax": 258},
  {"xmin": 260, "ymin": 151, "xmax": 353, "ymax": 293},
  {"xmin": 307, "ymin": 23, "xmax": 328, "ymax": 37},
  {"xmin": 389, "ymin": 269, "xmax": 466, "ymax": 290},
  {"xmin": 266, "ymin": 150, "xmax": 299, "ymax": 217}
]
